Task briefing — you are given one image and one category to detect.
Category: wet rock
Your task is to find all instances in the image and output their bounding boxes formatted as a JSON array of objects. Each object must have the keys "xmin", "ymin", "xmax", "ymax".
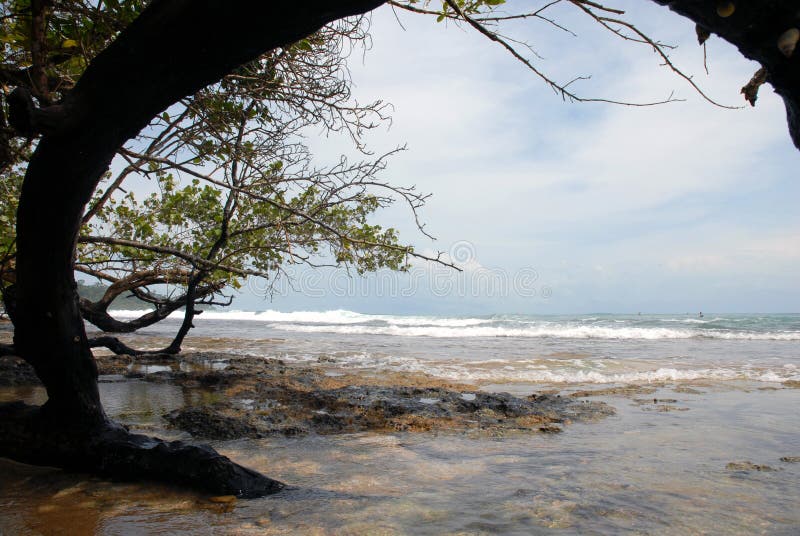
[
  {"xmin": 632, "ymin": 398, "xmax": 689, "ymax": 412},
  {"xmin": 309, "ymin": 412, "xmax": 351, "ymax": 432},
  {"xmin": 166, "ymin": 383, "xmax": 614, "ymax": 439},
  {"xmin": 538, "ymin": 424, "xmax": 562, "ymax": 433},
  {"xmin": 570, "ymin": 385, "xmax": 658, "ymax": 398},
  {"xmin": 103, "ymin": 351, "xmax": 616, "ymax": 440},
  {"xmin": 783, "ymin": 380, "xmax": 800, "ymax": 388},
  {"xmin": 136, "ymin": 353, "xmax": 180, "ymax": 364},
  {"xmin": 780, "ymin": 456, "xmax": 800, "ymax": 463},
  {"xmin": 726, "ymin": 461, "xmax": 776, "ymax": 472},
  {"xmin": 164, "ymin": 407, "xmax": 262, "ymax": 440},
  {"xmin": 93, "ymin": 354, "xmax": 133, "ymax": 375},
  {"xmin": 672, "ymin": 386, "xmax": 704, "ymax": 394}
]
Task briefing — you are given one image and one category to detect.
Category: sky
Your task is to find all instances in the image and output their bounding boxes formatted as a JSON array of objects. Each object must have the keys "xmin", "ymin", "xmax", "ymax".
[{"xmin": 233, "ymin": 2, "xmax": 799, "ymax": 314}]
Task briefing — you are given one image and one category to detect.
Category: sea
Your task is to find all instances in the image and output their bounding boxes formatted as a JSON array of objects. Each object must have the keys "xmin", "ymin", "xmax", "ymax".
[
  {"xmin": 1, "ymin": 310, "xmax": 799, "ymax": 534},
  {"xmin": 108, "ymin": 310, "xmax": 800, "ymax": 386}
]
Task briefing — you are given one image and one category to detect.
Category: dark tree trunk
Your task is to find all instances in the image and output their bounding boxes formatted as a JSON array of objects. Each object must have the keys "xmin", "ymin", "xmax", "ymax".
[
  {"xmin": 86, "ymin": 282, "xmax": 199, "ymax": 356},
  {"xmin": 80, "ymin": 298, "xmax": 184, "ymax": 333},
  {"xmin": 652, "ymin": 0, "xmax": 800, "ymax": 149},
  {"xmin": 0, "ymin": 402, "xmax": 282, "ymax": 498},
  {"xmin": 161, "ymin": 279, "xmax": 199, "ymax": 355},
  {"xmin": 6, "ymin": 0, "xmax": 386, "ymax": 497},
  {"xmin": 77, "ymin": 268, "xmax": 222, "ymax": 334}
]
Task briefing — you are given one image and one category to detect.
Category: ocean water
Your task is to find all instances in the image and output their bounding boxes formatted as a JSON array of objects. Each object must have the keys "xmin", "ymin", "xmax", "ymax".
[
  {"xmin": 2, "ymin": 311, "xmax": 800, "ymax": 533},
  {"xmin": 108, "ymin": 310, "xmax": 800, "ymax": 386}
]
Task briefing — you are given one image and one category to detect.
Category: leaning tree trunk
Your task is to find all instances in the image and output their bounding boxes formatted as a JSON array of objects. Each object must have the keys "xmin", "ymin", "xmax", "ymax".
[
  {"xmin": 5, "ymin": 0, "xmax": 385, "ymax": 497},
  {"xmin": 80, "ymin": 298, "xmax": 185, "ymax": 334}
]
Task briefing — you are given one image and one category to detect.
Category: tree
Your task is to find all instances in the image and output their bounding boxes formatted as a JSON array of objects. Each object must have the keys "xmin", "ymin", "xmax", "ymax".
[
  {"xmin": 1, "ymin": 0, "xmax": 798, "ymax": 498},
  {"xmin": 69, "ymin": 0, "xmax": 800, "ymax": 350},
  {"xmin": 1, "ymin": 0, "xmax": 390, "ymax": 499},
  {"xmin": 1, "ymin": 6, "xmax": 445, "ymax": 352}
]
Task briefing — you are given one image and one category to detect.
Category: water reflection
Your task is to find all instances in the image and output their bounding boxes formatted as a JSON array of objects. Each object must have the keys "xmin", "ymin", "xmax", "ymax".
[{"xmin": 1, "ymin": 382, "xmax": 799, "ymax": 534}]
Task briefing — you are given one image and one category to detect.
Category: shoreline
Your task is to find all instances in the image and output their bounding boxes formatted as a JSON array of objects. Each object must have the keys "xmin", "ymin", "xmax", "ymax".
[
  {"xmin": 1, "ymin": 351, "xmax": 800, "ymax": 533},
  {"xmin": 5, "ymin": 352, "xmax": 618, "ymax": 438},
  {"xmin": 2, "ymin": 350, "xmax": 798, "ymax": 442}
]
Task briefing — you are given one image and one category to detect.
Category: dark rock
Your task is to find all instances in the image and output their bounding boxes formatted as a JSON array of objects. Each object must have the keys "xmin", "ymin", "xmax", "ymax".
[
  {"xmin": 108, "ymin": 351, "xmax": 618, "ymax": 440},
  {"xmin": 538, "ymin": 424, "xmax": 562, "ymax": 433},
  {"xmin": 168, "ymin": 383, "xmax": 613, "ymax": 440},
  {"xmin": 165, "ymin": 406, "xmax": 261, "ymax": 440},
  {"xmin": 726, "ymin": 461, "xmax": 776, "ymax": 472}
]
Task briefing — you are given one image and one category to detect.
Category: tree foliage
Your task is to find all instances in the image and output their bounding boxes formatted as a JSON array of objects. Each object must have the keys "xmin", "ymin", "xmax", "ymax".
[{"xmin": 1, "ymin": 2, "xmax": 450, "ymax": 350}]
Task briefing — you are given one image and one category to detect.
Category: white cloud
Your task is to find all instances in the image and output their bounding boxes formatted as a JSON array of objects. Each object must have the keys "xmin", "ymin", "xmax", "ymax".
[{"xmin": 292, "ymin": 3, "xmax": 800, "ymax": 312}]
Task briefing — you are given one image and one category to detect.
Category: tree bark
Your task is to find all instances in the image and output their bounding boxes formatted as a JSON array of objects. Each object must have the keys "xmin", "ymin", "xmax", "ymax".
[
  {"xmin": 80, "ymin": 298, "xmax": 185, "ymax": 333},
  {"xmin": 8, "ymin": 0, "xmax": 386, "ymax": 497},
  {"xmin": 651, "ymin": 0, "xmax": 800, "ymax": 149},
  {"xmin": 0, "ymin": 402, "xmax": 282, "ymax": 498},
  {"xmin": 86, "ymin": 281, "xmax": 203, "ymax": 356}
]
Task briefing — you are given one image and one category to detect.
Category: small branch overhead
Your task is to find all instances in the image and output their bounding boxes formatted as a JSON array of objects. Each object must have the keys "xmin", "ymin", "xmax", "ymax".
[{"xmin": 390, "ymin": 0, "xmax": 738, "ymax": 108}]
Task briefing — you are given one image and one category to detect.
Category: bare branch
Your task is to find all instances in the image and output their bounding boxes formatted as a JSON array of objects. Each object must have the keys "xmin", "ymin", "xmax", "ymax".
[
  {"xmin": 439, "ymin": 0, "xmax": 680, "ymax": 107},
  {"xmin": 569, "ymin": 1, "xmax": 739, "ymax": 109}
]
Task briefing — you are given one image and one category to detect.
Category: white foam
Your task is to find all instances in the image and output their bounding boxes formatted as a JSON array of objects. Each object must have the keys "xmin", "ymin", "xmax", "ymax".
[
  {"xmin": 250, "ymin": 349, "xmax": 800, "ymax": 385},
  {"xmin": 424, "ymin": 365, "xmax": 800, "ymax": 384},
  {"xmin": 272, "ymin": 323, "xmax": 800, "ymax": 341},
  {"xmin": 106, "ymin": 309, "xmax": 800, "ymax": 340},
  {"xmin": 107, "ymin": 308, "xmax": 488, "ymax": 327}
]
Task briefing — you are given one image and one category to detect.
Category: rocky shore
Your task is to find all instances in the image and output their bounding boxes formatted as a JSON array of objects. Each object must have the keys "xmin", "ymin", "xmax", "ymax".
[{"xmin": 1, "ymin": 352, "xmax": 615, "ymax": 439}]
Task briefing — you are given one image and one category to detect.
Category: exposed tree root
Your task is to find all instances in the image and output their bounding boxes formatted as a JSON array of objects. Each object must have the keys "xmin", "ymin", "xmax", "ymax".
[
  {"xmin": 0, "ymin": 402, "xmax": 283, "ymax": 498},
  {"xmin": 87, "ymin": 336, "xmax": 176, "ymax": 356}
]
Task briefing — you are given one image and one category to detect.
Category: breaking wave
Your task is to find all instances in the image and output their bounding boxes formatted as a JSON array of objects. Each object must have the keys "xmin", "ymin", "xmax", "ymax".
[
  {"xmin": 108, "ymin": 309, "xmax": 800, "ymax": 340},
  {"xmin": 274, "ymin": 323, "xmax": 800, "ymax": 340}
]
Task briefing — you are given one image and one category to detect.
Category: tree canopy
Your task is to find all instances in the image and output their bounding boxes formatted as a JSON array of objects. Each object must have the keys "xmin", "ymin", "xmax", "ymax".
[{"xmin": 1, "ymin": 2, "xmax": 456, "ymax": 354}]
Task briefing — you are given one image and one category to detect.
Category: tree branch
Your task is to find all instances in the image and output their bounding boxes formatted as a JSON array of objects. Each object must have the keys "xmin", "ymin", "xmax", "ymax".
[{"xmin": 79, "ymin": 236, "xmax": 266, "ymax": 278}]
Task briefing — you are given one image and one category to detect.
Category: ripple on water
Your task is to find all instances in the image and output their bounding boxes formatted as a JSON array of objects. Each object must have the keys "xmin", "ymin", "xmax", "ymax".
[{"xmin": 1, "ymin": 379, "xmax": 799, "ymax": 534}]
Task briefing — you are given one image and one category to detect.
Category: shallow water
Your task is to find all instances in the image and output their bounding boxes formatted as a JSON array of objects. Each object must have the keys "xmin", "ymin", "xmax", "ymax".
[{"xmin": 1, "ymin": 378, "xmax": 799, "ymax": 534}]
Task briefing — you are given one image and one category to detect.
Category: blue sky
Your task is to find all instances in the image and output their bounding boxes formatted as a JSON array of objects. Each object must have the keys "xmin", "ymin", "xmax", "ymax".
[{"xmin": 237, "ymin": 2, "xmax": 800, "ymax": 314}]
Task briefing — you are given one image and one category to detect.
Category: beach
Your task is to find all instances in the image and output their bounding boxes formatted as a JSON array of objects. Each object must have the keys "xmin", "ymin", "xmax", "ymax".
[{"xmin": 1, "ymin": 312, "xmax": 799, "ymax": 534}]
